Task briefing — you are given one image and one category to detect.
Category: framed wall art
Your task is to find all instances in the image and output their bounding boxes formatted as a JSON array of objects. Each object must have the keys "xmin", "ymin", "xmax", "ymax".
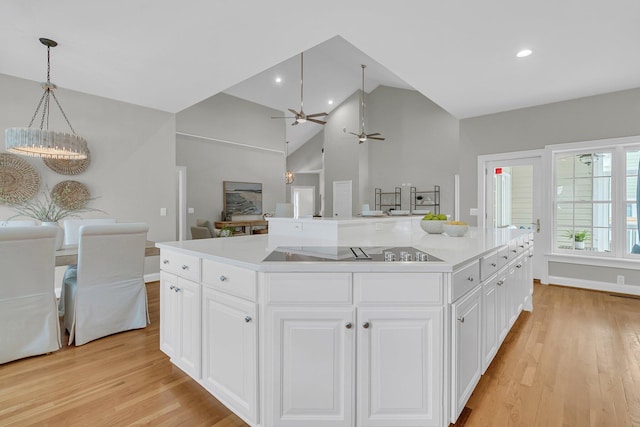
[{"xmin": 223, "ymin": 181, "xmax": 262, "ymax": 216}]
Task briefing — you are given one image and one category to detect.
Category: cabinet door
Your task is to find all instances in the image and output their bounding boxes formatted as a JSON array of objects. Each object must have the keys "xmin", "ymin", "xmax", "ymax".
[
  {"xmin": 270, "ymin": 308, "xmax": 355, "ymax": 427},
  {"xmin": 496, "ymin": 271, "xmax": 509, "ymax": 344},
  {"xmin": 202, "ymin": 288, "xmax": 257, "ymax": 424},
  {"xmin": 159, "ymin": 272, "xmax": 179, "ymax": 358},
  {"xmin": 482, "ymin": 277, "xmax": 498, "ymax": 373},
  {"xmin": 357, "ymin": 308, "xmax": 443, "ymax": 427},
  {"xmin": 176, "ymin": 277, "xmax": 201, "ymax": 379},
  {"xmin": 451, "ymin": 286, "xmax": 482, "ymax": 422}
]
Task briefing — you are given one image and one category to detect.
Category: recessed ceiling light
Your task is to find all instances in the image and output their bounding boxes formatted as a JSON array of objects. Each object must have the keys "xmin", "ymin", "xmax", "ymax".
[
  {"xmin": 328, "ymin": 100, "xmax": 334, "ymax": 105},
  {"xmin": 516, "ymin": 49, "xmax": 532, "ymax": 58},
  {"xmin": 275, "ymin": 77, "xmax": 282, "ymax": 83}
]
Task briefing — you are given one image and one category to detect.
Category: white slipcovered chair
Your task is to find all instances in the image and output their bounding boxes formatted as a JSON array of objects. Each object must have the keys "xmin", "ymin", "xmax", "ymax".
[
  {"xmin": 0, "ymin": 226, "xmax": 61, "ymax": 364},
  {"xmin": 0, "ymin": 220, "xmax": 38, "ymax": 227},
  {"xmin": 62, "ymin": 218, "xmax": 117, "ymax": 247},
  {"xmin": 62, "ymin": 223, "xmax": 149, "ymax": 346}
]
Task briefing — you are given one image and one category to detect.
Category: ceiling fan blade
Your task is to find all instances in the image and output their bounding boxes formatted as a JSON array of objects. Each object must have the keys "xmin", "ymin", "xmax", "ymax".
[
  {"xmin": 348, "ymin": 132, "xmax": 359, "ymax": 136},
  {"xmin": 271, "ymin": 116, "xmax": 295, "ymax": 119},
  {"xmin": 288, "ymin": 108, "xmax": 300, "ymax": 116},
  {"xmin": 367, "ymin": 133, "xmax": 381, "ymax": 136},
  {"xmin": 306, "ymin": 112, "xmax": 328, "ymax": 118},
  {"xmin": 307, "ymin": 118, "xmax": 327, "ymax": 125},
  {"xmin": 367, "ymin": 136, "xmax": 386, "ymax": 140},
  {"xmin": 291, "ymin": 120, "xmax": 299, "ymax": 126}
]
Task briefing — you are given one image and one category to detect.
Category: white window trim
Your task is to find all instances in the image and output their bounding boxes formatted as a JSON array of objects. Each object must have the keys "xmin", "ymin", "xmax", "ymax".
[{"xmin": 546, "ymin": 135, "xmax": 640, "ymax": 263}]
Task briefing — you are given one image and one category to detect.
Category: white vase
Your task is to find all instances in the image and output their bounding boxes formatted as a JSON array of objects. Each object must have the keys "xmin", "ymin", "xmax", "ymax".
[
  {"xmin": 575, "ymin": 241, "xmax": 585, "ymax": 250},
  {"xmin": 41, "ymin": 221, "xmax": 63, "ymax": 250}
]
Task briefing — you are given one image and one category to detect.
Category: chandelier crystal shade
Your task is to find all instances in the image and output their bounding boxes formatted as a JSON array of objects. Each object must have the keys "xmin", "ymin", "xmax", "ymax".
[{"xmin": 5, "ymin": 38, "xmax": 88, "ymax": 160}]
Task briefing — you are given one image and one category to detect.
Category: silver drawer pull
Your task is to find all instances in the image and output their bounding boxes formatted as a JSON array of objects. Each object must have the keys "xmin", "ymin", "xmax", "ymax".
[
  {"xmin": 174, "ymin": 287, "xmax": 181, "ymax": 292},
  {"xmin": 496, "ymin": 280, "xmax": 504, "ymax": 286},
  {"xmin": 362, "ymin": 322, "xmax": 370, "ymax": 329},
  {"xmin": 491, "ymin": 262, "xmax": 496, "ymax": 267},
  {"xmin": 169, "ymin": 285, "xmax": 175, "ymax": 290},
  {"xmin": 467, "ymin": 276, "xmax": 474, "ymax": 282},
  {"xmin": 503, "ymin": 255, "xmax": 508, "ymax": 259},
  {"xmin": 345, "ymin": 322, "xmax": 353, "ymax": 329},
  {"xmin": 163, "ymin": 259, "xmax": 170, "ymax": 264},
  {"xmin": 512, "ymin": 249, "xmax": 517, "ymax": 253},
  {"xmin": 516, "ymin": 264, "xmax": 522, "ymax": 269},
  {"xmin": 458, "ymin": 317, "xmax": 465, "ymax": 323},
  {"xmin": 520, "ymin": 245, "xmax": 525, "ymax": 248},
  {"xmin": 219, "ymin": 275, "xmax": 227, "ymax": 282},
  {"xmin": 181, "ymin": 265, "xmax": 189, "ymax": 270},
  {"xmin": 529, "ymin": 254, "xmax": 534, "ymax": 258},
  {"xmin": 245, "ymin": 316, "xmax": 252, "ymax": 323}
]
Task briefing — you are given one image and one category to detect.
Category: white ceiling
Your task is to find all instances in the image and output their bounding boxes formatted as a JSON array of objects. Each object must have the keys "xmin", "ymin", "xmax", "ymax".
[{"xmin": 2, "ymin": 1, "xmax": 640, "ymax": 153}]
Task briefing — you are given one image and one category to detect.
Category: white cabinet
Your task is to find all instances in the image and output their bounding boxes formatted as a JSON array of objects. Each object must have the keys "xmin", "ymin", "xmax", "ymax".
[
  {"xmin": 451, "ymin": 285, "xmax": 482, "ymax": 422},
  {"xmin": 266, "ymin": 272, "xmax": 444, "ymax": 427},
  {"xmin": 357, "ymin": 307, "xmax": 443, "ymax": 427},
  {"xmin": 159, "ymin": 271, "xmax": 201, "ymax": 378},
  {"xmin": 495, "ymin": 269, "xmax": 509, "ymax": 345},
  {"xmin": 202, "ymin": 287, "xmax": 258, "ymax": 425},
  {"xmin": 269, "ymin": 307, "xmax": 355, "ymax": 427},
  {"xmin": 481, "ymin": 273, "xmax": 499, "ymax": 373}
]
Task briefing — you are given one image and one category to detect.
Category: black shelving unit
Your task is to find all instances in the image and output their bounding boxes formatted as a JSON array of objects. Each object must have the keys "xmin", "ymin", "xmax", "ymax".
[
  {"xmin": 410, "ymin": 185, "xmax": 440, "ymax": 214},
  {"xmin": 374, "ymin": 187, "xmax": 401, "ymax": 211}
]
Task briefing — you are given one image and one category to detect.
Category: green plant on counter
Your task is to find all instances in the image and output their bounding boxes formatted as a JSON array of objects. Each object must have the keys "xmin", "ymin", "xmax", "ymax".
[{"xmin": 220, "ymin": 226, "xmax": 235, "ymax": 237}]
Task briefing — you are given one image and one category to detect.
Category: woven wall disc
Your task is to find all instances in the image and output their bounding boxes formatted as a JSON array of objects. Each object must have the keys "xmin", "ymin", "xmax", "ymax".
[
  {"xmin": 51, "ymin": 180, "xmax": 90, "ymax": 209},
  {"xmin": 43, "ymin": 148, "xmax": 91, "ymax": 175},
  {"xmin": 0, "ymin": 153, "xmax": 40, "ymax": 203}
]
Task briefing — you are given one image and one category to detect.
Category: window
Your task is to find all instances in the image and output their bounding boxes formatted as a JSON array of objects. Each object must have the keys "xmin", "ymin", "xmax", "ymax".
[{"xmin": 553, "ymin": 143, "xmax": 640, "ymax": 258}]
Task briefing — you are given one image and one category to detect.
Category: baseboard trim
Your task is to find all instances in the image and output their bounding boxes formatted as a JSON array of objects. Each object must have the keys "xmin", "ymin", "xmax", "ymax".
[
  {"xmin": 548, "ymin": 275, "xmax": 640, "ymax": 296},
  {"xmin": 144, "ymin": 272, "xmax": 160, "ymax": 283}
]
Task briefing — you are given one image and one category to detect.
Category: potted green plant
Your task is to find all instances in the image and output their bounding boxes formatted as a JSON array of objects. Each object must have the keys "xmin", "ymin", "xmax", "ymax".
[{"xmin": 565, "ymin": 230, "xmax": 590, "ymax": 249}]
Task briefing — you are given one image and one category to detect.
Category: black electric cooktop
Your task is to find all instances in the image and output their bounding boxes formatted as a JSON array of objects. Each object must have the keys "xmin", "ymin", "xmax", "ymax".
[{"xmin": 263, "ymin": 246, "xmax": 443, "ymax": 262}]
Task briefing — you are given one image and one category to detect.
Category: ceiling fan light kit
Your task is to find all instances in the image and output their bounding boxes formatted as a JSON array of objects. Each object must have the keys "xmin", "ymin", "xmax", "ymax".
[
  {"xmin": 349, "ymin": 64, "xmax": 385, "ymax": 143},
  {"xmin": 5, "ymin": 38, "xmax": 89, "ymax": 160},
  {"xmin": 272, "ymin": 52, "xmax": 328, "ymax": 126}
]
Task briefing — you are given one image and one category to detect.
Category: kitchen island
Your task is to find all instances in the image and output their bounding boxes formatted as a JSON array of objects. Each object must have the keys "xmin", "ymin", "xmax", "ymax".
[{"xmin": 156, "ymin": 221, "xmax": 534, "ymax": 427}]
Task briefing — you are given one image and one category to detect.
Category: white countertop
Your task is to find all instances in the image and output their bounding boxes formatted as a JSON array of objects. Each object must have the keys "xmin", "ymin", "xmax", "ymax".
[{"xmin": 156, "ymin": 226, "xmax": 531, "ymax": 273}]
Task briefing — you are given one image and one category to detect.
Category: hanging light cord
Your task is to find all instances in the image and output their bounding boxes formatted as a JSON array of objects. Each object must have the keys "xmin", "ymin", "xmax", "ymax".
[{"xmin": 26, "ymin": 42, "xmax": 78, "ymax": 134}]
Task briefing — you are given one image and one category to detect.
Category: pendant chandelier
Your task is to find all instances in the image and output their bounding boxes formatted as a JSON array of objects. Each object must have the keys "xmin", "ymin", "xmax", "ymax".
[
  {"xmin": 284, "ymin": 141, "xmax": 294, "ymax": 184},
  {"xmin": 5, "ymin": 38, "xmax": 88, "ymax": 160}
]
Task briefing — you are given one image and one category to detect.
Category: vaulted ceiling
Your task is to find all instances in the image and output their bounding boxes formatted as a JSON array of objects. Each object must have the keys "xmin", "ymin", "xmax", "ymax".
[{"xmin": 2, "ymin": 1, "xmax": 640, "ymax": 152}]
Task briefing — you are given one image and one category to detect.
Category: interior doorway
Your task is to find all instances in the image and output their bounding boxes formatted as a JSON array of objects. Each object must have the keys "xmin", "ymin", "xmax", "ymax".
[
  {"xmin": 478, "ymin": 150, "xmax": 546, "ymax": 281},
  {"xmin": 333, "ymin": 180, "xmax": 352, "ymax": 218}
]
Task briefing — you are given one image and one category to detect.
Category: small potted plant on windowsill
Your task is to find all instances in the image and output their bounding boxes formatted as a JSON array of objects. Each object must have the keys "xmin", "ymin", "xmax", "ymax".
[{"xmin": 565, "ymin": 230, "xmax": 590, "ymax": 250}]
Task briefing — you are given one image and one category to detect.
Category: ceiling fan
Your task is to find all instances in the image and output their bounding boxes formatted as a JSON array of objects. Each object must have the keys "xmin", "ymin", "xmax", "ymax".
[
  {"xmin": 350, "ymin": 64, "xmax": 385, "ymax": 143},
  {"xmin": 272, "ymin": 52, "xmax": 328, "ymax": 126}
]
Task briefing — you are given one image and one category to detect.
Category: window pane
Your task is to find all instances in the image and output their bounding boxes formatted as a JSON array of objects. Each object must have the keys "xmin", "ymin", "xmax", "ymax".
[
  {"xmin": 627, "ymin": 149, "xmax": 640, "ymax": 255},
  {"xmin": 592, "ymin": 152, "xmax": 611, "ymax": 178},
  {"xmin": 627, "ymin": 177, "xmax": 637, "ymax": 201},
  {"xmin": 592, "ymin": 227, "xmax": 611, "ymax": 252},
  {"xmin": 592, "ymin": 177, "xmax": 611, "ymax": 201},
  {"xmin": 626, "ymin": 150, "xmax": 640, "ymax": 174},
  {"xmin": 556, "ymin": 155, "xmax": 574, "ymax": 178},
  {"xmin": 574, "ymin": 155, "xmax": 592, "ymax": 178},
  {"xmin": 556, "ymin": 202, "xmax": 574, "ymax": 224},
  {"xmin": 592, "ymin": 203, "xmax": 612, "ymax": 228},
  {"xmin": 556, "ymin": 178, "xmax": 574, "ymax": 202}
]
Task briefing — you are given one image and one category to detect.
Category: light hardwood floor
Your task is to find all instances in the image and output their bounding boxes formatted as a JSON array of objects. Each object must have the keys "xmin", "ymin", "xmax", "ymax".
[{"xmin": 1, "ymin": 282, "xmax": 639, "ymax": 426}]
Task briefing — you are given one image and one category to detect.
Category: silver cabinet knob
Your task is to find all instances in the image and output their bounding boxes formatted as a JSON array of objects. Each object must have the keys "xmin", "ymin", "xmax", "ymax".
[
  {"xmin": 520, "ymin": 245, "xmax": 525, "ymax": 248},
  {"xmin": 503, "ymin": 255, "xmax": 508, "ymax": 259},
  {"xmin": 467, "ymin": 276, "xmax": 474, "ymax": 282},
  {"xmin": 512, "ymin": 249, "xmax": 517, "ymax": 253},
  {"xmin": 244, "ymin": 316, "xmax": 252, "ymax": 323},
  {"xmin": 458, "ymin": 317, "xmax": 465, "ymax": 323},
  {"xmin": 497, "ymin": 280, "xmax": 504, "ymax": 286},
  {"xmin": 345, "ymin": 322, "xmax": 353, "ymax": 329},
  {"xmin": 529, "ymin": 254, "xmax": 534, "ymax": 258},
  {"xmin": 181, "ymin": 265, "xmax": 189, "ymax": 270},
  {"xmin": 362, "ymin": 322, "xmax": 370, "ymax": 329},
  {"xmin": 169, "ymin": 285, "xmax": 175, "ymax": 290},
  {"xmin": 219, "ymin": 275, "xmax": 227, "ymax": 282},
  {"xmin": 516, "ymin": 264, "xmax": 522, "ymax": 269},
  {"xmin": 163, "ymin": 259, "xmax": 170, "ymax": 265},
  {"xmin": 491, "ymin": 262, "xmax": 496, "ymax": 267},
  {"xmin": 174, "ymin": 287, "xmax": 181, "ymax": 292}
]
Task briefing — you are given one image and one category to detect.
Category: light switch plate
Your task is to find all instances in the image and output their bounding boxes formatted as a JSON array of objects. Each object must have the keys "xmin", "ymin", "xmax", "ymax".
[{"xmin": 160, "ymin": 207, "xmax": 167, "ymax": 216}]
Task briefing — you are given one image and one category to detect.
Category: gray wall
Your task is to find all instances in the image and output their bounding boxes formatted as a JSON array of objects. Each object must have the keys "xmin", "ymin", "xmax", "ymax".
[
  {"xmin": 288, "ymin": 130, "xmax": 323, "ymax": 173},
  {"xmin": 459, "ymin": 87, "xmax": 640, "ymax": 225},
  {"xmin": 176, "ymin": 93, "xmax": 286, "ymax": 234},
  {"xmin": 459, "ymin": 87, "xmax": 640, "ymax": 285},
  {"xmin": 285, "ymin": 174, "xmax": 321, "ymax": 215},
  {"xmin": 368, "ymin": 86, "xmax": 459, "ymax": 214},
  {"xmin": 0, "ymin": 73, "xmax": 177, "ymax": 276}
]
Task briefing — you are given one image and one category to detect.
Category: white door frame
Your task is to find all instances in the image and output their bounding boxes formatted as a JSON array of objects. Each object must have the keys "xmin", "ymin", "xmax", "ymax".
[
  {"xmin": 333, "ymin": 180, "xmax": 353, "ymax": 218},
  {"xmin": 477, "ymin": 149, "xmax": 548, "ymax": 283},
  {"xmin": 177, "ymin": 166, "xmax": 187, "ymax": 241}
]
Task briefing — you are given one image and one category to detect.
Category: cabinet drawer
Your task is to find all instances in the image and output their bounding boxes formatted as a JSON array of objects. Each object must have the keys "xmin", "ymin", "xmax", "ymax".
[
  {"xmin": 266, "ymin": 273, "xmax": 352, "ymax": 304},
  {"xmin": 202, "ymin": 259, "xmax": 257, "ymax": 301},
  {"xmin": 160, "ymin": 250, "xmax": 201, "ymax": 282},
  {"xmin": 453, "ymin": 260, "xmax": 480, "ymax": 301},
  {"xmin": 354, "ymin": 273, "xmax": 442, "ymax": 305},
  {"xmin": 497, "ymin": 246, "xmax": 510, "ymax": 269},
  {"xmin": 480, "ymin": 251, "xmax": 499, "ymax": 281}
]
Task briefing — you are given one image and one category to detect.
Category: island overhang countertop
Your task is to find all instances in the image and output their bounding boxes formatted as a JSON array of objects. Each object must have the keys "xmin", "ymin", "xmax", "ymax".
[{"xmin": 156, "ymin": 225, "xmax": 530, "ymax": 273}]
